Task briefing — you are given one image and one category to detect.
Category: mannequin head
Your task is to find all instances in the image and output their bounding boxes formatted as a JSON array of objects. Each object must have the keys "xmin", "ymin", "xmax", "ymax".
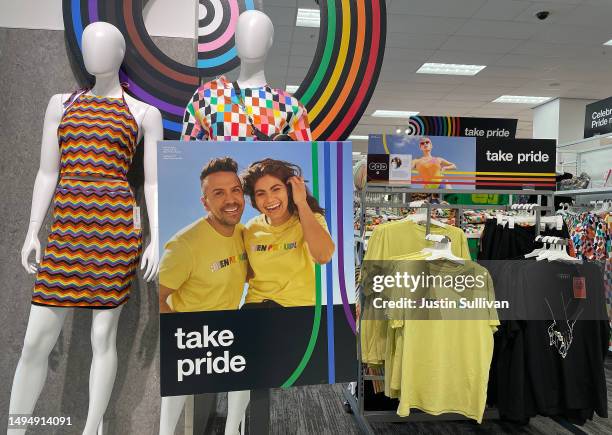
[
  {"xmin": 235, "ymin": 10, "xmax": 274, "ymax": 62},
  {"xmin": 82, "ymin": 22, "xmax": 126, "ymax": 76}
]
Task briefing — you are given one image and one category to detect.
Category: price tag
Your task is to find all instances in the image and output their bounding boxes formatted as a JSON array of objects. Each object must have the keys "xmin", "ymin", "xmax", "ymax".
[
  {"xmin": 573, "ymin": 277, "xmax": 586, "ymax": 299},
  {"xmin": 133, "ymin": 206, "xmax": 141, "ymax": 230}
]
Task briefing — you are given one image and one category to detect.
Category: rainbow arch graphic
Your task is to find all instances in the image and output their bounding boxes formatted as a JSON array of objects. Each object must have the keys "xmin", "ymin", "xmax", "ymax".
[
  {"xmin": 63, "ymin": 0, "xmax": 387, "ymax": 140},
  {"xmin": 407, "ymin": 115, "xmax": 463, "ymax": 137}
]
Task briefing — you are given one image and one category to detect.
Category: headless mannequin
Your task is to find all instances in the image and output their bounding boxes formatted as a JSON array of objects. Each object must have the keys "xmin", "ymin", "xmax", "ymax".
[
  {"xmin": 9, "ymin": 22, "xmax": 162, "ymax": 435},
  {"xmin": 158, "ymin": 10, "xmax": 273, "ymax": 435}
]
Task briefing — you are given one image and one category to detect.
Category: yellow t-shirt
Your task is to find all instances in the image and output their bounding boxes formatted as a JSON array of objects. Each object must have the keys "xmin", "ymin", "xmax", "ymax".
[
  {"xmin": 244, "ymin": 213, "xmax": 329, "ymax": 307},
  {"xmin": 396, "ymin": 261, "xmax": 499, "ymax": 423},
  {"xmin": 159, "ymin": 218, "xmax": 247, "ymax": 312},
  {"xmin": 360, "ymin": 220, "xmax": 470, "ymax": 365}
]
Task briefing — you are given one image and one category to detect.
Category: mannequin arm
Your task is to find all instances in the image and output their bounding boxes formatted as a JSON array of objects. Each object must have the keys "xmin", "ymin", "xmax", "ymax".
[
  {"xmin": 21, "ymin": 94, "xmax": 63, "ymax": 273},
  {"xmin": 140, "ymin": 105, "xmax": 163, "ymax": 282}
]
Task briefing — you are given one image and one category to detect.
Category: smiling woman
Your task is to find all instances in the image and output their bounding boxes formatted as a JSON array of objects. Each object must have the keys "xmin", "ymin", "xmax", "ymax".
[{"xmin": 240, "ymin": 158, "xmax": 334, "ymax": 308}]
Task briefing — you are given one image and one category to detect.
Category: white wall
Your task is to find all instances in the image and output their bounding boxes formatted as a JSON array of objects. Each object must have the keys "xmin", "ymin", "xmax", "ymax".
[
  {"xmin": 0, "ymin": 0, "xmax": 197, "ymax": 38},
  {"xmin": 557, "ymin": 98, "xmax": 596, "ymax": 144},
  {"xmin": 143, "ymin": 0, "xmax": 196, "ymax": 39},
  {"xmin": 532, "ymin": 98, "xmax": 560, "ymax": 140},
  {"xmin": 0, "ymin": 0, "xmax": 64, "ymax": 31}
]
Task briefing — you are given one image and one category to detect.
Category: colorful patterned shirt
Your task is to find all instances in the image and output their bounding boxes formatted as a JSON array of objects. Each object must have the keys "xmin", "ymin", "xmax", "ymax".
[{"xmin": 181, "ymin": 76, "xmax": 311, "ymax": 141}]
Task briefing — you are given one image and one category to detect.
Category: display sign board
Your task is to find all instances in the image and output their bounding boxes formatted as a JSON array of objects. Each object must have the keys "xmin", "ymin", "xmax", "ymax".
[
  {"xmin": 157, "ymin": 141, "xmax": 356, "ymax": 395},
  {"xmin": 406, "ymin": 115, "xmax": 518, "ymax": 138},
  {"xmin": 367, "ymin": 135, "xmax": 556, "ymax": 190},
  {"xmin": 584, "ymin": 96, "xmax": 612, "ymax": 138}
]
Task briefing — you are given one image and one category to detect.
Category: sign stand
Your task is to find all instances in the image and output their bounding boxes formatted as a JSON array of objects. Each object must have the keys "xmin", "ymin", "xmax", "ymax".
[{"xmin": 249, "ymin": 389, "xmax": 270, "ymax": 434}]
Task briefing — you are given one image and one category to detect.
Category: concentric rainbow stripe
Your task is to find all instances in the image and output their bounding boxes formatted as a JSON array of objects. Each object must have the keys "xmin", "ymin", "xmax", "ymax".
[
  {"xmin": 63, "ymin": 0, "xmax": 386, "ymax": 139},
  {"xmin": 281, "ymin": 141, "xmax": 355, "ymax": 387},
  {"xmin": 407, "ymin": 116, "xmax": 462, "ymax": 136}
]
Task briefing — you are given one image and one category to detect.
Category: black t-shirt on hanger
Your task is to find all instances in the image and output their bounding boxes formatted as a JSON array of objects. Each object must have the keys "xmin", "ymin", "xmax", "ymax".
[{"xmin": 487, "ymin": 260, "xmax": 610, "ymax": 424}]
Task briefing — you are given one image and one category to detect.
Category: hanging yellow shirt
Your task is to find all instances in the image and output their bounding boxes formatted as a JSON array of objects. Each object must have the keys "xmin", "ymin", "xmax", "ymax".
[
  {"xmin": 159, "ymin": 217, "xmax": 247, "ymax": 312},
  {"xmin": 396, "ymin": 260, "xmax": 499, "ymax": 423},
  {"xmin": 244, "ymin": 213, "xmax": 329, "ymax": 307},
  {"xmin": 361, "ymin": 220, "xmax": 471, "ymax": 365}
]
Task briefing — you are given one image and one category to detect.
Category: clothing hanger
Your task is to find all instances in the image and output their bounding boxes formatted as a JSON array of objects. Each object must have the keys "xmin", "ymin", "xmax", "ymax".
[
  {"xmin": 420, "ymin": 234, "xmax": 464, "ymax": 263},
  {"xmin": 547, "ymin": 239, "xmax": 581, "ymax": 263},
  {"xmin": 536, "ymin": 237, "xmax": 581, "ymax": 263},
  {"xmin": 535, "ymin": 236, "xmax": 557, "ymax": 261},
  {"xmin": 403, "ymin": 200, "xmax": 447, "ymax": 228},
  {"xmin": 525, "ymin": 235, "xmax": 547, "ymax": 258}
]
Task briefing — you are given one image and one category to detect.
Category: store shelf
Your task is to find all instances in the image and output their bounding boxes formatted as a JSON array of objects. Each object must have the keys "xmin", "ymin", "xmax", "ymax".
[
  {"xmin": 555, "ymin": 187, "xmax": 612, "ymax": 196},
  {"xmin": 557, "ymin": 132, "xmax": 612, "ymax": 153}
]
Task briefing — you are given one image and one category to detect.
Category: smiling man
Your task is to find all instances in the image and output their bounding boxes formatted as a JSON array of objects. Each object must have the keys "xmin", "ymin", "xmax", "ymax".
[{"xmin": 158, "ymin": 157, "xmax": 248, "ymax": 314}]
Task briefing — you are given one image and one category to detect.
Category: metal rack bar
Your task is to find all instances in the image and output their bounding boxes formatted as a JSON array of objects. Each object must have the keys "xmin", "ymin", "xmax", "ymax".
[
  {"xmin": 361, "ymin": 202, "xmax": 553, "ymax": 211},
  {"xmin": 346, "ymin": 183, "xmax": 556, "ymax": 433},
  {"xmin": 364, "ymin": 185, "xmax": 555, "ymax": 196}
]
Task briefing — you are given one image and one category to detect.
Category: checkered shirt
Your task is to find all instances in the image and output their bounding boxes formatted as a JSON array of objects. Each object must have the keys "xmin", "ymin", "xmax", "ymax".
[{"xmin": 182, "ymin": 76, "xmax": 311, "ymax": 141}]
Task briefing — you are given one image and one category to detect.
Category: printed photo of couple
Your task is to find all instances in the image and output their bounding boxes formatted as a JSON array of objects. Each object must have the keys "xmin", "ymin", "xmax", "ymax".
[{"xmin": 157, "ymin": 144, "xmax": 336, "ymax": 314}]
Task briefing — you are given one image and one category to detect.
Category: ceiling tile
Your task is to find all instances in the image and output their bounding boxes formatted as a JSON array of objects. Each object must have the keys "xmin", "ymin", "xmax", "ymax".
[
  {"xmin": 473, "ymin": 0, "xmax": 532, "ymax": 20},
  {"xmin": 514, "ymin": 2, "xmax": 579, "ymax": 24},
  {"xmin": 289, "ymin": 41, "xmax": 318, "ymax": 57},
  {"xmin": 384, "ymin": 47, "xmax": 435, "ymax": 62},
  {"xmin": 456, "ymin": 19, "xmax": 540, "ymax": 40},
  {"xmin": 266, "ymin": 6, "xmax": 297, "ymax": 25},
  {"xmin": 387, "ymin": 15, "xmax": 467, "ymax": 34},
  {"xmin": 440, "ymin": 36, "xmax": 523, "ymax": 54},
  {"xmin": 386, "ymin": 33, "xmax": 450, "ymax": 50},
  {"xmin": 426, "ymin": 50, "xmax": 504, "ymax": 65},
  {"xmin": 388, "ymin": 0, "xmax": 487, "ymax": 18}
]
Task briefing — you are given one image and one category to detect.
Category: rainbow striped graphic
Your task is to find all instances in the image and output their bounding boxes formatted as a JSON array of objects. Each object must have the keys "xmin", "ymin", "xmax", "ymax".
[
  {"xmin": 407, "ymin": 116, "xmax": 462, "ymax": 136},
  {"xmin": 63, "ymin": 0, "xmax": 386, "ymax": 139},
  {"xmin": 197, "ymin": 0, "xmax": 255, "ymax": 72},
  {"xmin": 281, "ymin": 141, "xmax": 355, "ymax": 387}
]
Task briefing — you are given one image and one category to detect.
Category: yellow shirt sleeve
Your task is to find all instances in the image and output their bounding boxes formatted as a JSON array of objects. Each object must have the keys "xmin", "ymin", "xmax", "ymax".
[
  {"xmin": 159, "ymin": 237, "xmax": 193, "ymax": 290},
  {"xmin": 314, "ymin": 212, "xmax": 329, "ymax": 231}
]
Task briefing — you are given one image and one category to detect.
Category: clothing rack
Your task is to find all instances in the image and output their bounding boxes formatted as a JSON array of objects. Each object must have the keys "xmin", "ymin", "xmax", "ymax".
[
  {"xmin": 355, "ymin": 185, "xmax": 555, "ymax": 247},
  {"xmin": 345, "ymin": 184, "xmax": 556, "ymax": 434}
]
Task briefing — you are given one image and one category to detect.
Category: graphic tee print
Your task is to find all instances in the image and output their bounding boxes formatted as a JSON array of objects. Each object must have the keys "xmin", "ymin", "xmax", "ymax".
[
  {"xmin": 244, "ymin": 213, "xmax": 329, "ymax": 307},
  {"xmin": 159, "ymin": 218, "xmax": 247, "ymax": 312},
  {"xmin": 181, "ymin": 76, "xmax": 312, "ymax": 142}
]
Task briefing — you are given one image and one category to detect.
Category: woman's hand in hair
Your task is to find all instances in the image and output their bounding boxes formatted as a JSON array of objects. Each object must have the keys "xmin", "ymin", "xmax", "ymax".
[{"xmin": 288, "ymin": 176, "xmax": 308, "ymax": 207}]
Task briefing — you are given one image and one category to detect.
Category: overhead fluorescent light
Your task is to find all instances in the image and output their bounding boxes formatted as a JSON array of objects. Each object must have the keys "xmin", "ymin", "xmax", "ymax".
[
  {"xmin": 296, "ymin": 8, "xmax": 320, "ymax": 28},
  {"xmin": 604, "ymin": 39, "xmax": 612, "ymax": 46},
  {"xmin": 416, "ymin": 62, "xmax": 486, "ymax": 76},
  {"xmin": 372, "ymin": 110, "xmax": 419, "ymax": 118},
  {"xmin": 493, "ymin": 95, "xmax": 551, "ymax": 104},
  {"xmin": 285, "ymin": 85, "xmax": 299, "ymax": 93},
  {"xmin": 348, "ymin": 135, "xmax": 368, "ymax": 140}
]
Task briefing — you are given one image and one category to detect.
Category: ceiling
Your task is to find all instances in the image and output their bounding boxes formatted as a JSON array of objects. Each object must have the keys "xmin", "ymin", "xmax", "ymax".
[{"xmin": 262, "ymin": 0, "xmax": 612, "ymax": 151}]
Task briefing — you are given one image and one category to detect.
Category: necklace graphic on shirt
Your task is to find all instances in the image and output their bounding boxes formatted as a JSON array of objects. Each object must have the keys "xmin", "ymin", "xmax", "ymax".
[{"xmin": 545, "ymin": 295, "xmax": 583, "ymax": 359}]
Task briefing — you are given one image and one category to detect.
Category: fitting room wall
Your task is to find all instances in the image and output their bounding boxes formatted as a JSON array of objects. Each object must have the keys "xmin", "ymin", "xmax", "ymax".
[{"xmin": 0, "ymin": 28, "xmax": 194, "ymax": 434}]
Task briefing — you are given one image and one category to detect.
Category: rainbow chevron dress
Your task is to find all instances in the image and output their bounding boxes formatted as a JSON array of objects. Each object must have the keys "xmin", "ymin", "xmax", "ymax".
[{"xmin": 32, "ymin": 89, "xmax": 142, "ymax": 308}]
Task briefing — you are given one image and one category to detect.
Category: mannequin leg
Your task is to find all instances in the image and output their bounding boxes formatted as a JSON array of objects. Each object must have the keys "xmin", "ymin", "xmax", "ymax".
[
  {"xmin": 8, "ymin": 305, "xmax": 69, "ymax": 434},
  {"xmin": 225, "ymin": 390, "xmax": 250, "ymax": 435},
  {"xmin": 82, "ymin": 305, "xmax": 123, "ymax": 435},
  {"xmin": 159, "ymin": 395, "xmax": 188, "ymax": 435}
]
